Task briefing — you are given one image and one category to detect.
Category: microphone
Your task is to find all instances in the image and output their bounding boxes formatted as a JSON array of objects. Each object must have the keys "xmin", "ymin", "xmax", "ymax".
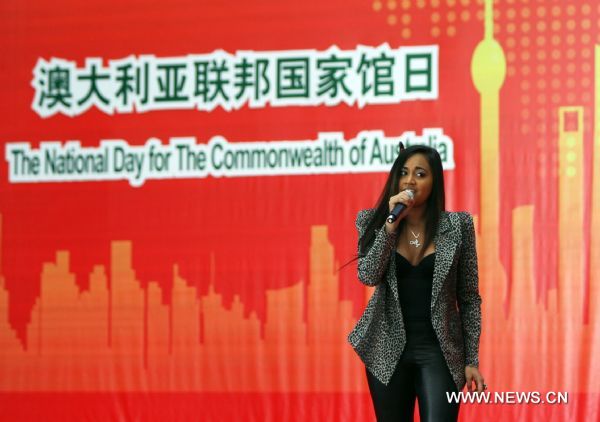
[{"xmin": 386, "ymin": 190, "xmax": 415, "ymax": 224}]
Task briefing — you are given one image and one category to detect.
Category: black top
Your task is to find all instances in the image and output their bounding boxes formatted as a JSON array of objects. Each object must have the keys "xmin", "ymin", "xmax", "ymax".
[{"xmin": 395, "ymin": 252, "xmax": 436, "ymax": 323}]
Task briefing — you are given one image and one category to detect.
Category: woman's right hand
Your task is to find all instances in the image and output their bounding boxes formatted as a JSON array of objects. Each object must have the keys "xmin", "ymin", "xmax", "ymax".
[{"xmin": 385, "ymin": 190, "xmax": 415, "ymax": 233}]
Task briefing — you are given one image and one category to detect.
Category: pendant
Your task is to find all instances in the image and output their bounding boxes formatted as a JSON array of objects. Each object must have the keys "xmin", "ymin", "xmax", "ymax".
[{"xmin": 409, "ymin": 238, "xmax": 421, "ymax": 248}]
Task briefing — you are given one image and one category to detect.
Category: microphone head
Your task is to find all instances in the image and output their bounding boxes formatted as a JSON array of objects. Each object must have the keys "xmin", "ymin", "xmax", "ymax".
[{"xmin": 406, "ymin": 189, "xmax": 415, "ymax": 199}]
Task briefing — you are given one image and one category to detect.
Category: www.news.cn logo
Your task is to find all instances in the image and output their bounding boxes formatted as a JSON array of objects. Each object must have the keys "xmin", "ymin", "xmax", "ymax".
[{"xmin": 447, "ymin": 391, "xmax": 569, "ymax": 405}]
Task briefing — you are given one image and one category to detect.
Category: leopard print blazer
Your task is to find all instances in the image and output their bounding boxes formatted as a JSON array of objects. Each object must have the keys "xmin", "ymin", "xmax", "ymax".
[{"xmin": 347, "ymin": 208, "xmax": 482, "ymax": 392}]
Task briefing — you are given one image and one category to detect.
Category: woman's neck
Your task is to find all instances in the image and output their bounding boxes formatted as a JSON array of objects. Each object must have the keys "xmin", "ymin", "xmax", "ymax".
[{"xmin": 403, "ymin": 204, "xmax": 427, "ymax": 229}]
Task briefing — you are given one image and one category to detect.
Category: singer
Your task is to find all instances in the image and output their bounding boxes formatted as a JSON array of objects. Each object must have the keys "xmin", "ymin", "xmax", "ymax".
[{"xmin": 347, "ymin": 145, "xmax": 485, "ymax": 421}]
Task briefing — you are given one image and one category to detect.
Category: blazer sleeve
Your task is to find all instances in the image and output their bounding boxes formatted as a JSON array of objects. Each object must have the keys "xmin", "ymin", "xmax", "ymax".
[
  {"xmin": 457, "ymin": 211, "xmax": 482, "ymax": 368},
  {"xmin": 355, "ymin": 209, "xmax": 398, "ymax": 286}
]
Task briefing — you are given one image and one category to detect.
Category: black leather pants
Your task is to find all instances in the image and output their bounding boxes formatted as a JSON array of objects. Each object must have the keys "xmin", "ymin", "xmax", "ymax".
[{"xmin": 365, "ymin": 320, "xmax": 460, "ymax": 422}]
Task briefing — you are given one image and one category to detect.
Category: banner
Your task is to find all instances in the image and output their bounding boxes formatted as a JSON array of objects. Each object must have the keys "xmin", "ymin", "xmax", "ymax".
[{"xmin": 0, "ymin": 0, "xmax": 598, "ymax": 420}]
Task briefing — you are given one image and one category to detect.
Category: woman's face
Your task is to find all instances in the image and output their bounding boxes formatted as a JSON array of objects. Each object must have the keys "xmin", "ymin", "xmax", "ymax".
[{"xmin": 398, "ymin": 153, "xmax": 433, "ymax": 207}]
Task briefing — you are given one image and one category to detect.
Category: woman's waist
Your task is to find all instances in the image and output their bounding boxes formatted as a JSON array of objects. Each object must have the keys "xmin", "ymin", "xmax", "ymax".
[
  {"xmin": 403, "ymin": 317, "xmax": 435, "ymax": 328},
  {"xmin": 403, "ymin": 319, "xmax": 438, "ymax": 344}
]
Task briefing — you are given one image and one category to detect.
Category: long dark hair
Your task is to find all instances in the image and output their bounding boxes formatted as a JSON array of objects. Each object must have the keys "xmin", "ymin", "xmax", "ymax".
[{"xmin": 339, "ymin": 144, "xmax": 446, "ymax": 271}]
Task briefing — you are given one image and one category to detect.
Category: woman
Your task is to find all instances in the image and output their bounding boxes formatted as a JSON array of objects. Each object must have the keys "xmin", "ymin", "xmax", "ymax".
[{"xmin": 347, "ymin": 144, "xmax": 486, "ymax": 421}]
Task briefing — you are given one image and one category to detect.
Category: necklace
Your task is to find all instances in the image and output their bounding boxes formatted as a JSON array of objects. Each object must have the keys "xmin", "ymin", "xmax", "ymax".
[{"xmin": 409, "ymin": 229, "xmax": 421, "ymax": 248}]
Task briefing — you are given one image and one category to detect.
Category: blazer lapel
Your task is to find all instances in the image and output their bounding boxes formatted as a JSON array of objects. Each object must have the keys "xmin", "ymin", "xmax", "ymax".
[
  {"xmin": 431, "ymin": 212, "xmax": 459, "ymax": 312},
  {"xmin": 387, "ymin": 246, "xmax": 400, "ymax": 304}
]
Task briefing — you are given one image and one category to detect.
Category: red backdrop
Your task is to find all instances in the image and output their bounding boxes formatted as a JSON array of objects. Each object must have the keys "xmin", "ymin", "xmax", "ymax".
[{"xmin": 0, "ymin": 0, "xmax": 598, "ymax": 420}]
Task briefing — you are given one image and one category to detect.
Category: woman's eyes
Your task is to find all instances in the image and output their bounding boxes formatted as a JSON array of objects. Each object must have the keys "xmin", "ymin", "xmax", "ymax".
[{"xmin": 401, "ymin": 171, "xmax": 426, "ymax": 177}]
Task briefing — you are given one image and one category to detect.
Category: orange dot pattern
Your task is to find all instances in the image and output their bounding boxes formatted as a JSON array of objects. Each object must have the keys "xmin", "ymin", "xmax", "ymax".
[
  {"xmin": 492, "ymin": 1, "xmax": 598, "ymax": 157},
  {"xmin": 369, "ymin": 1, "xmax": 597, "ymax": 181},
  {"xmin": 371, "ymin": 0, "xmax": 484, "ymax": 38}
]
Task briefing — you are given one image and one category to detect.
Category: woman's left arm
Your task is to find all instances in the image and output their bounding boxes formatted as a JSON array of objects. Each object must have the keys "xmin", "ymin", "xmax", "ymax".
[{"xmin": 457, "ymin": 212, "xmax": 482, "ymax": 368}]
